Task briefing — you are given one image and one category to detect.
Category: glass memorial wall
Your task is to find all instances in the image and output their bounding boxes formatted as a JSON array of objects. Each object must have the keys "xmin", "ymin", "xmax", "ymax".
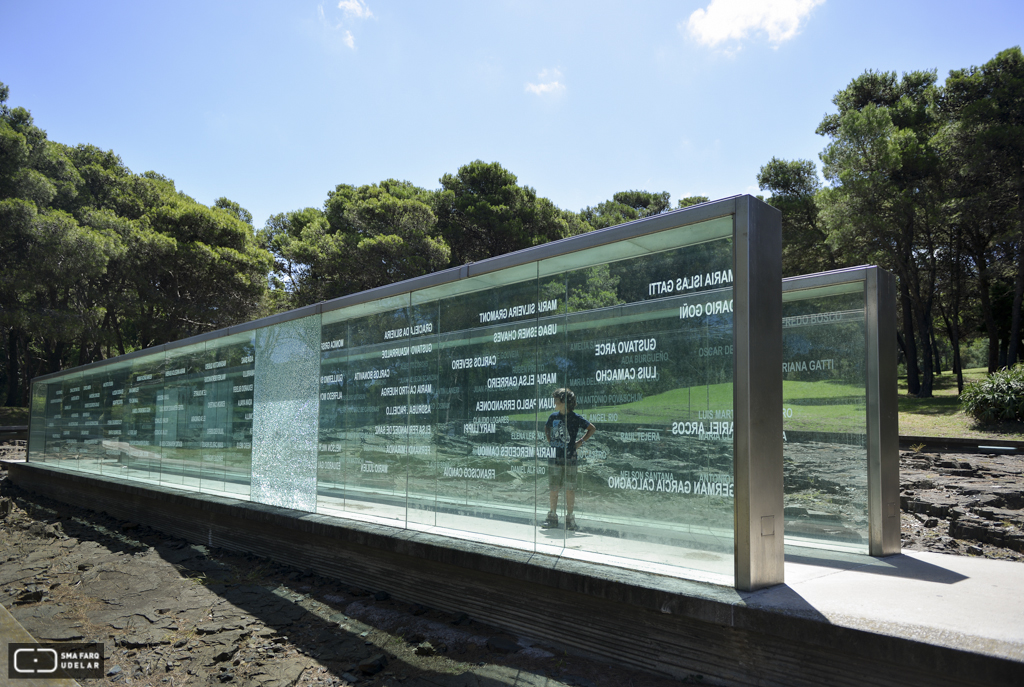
[
  {"xmin": 779, "ymin": 266, "xmax": 898, "ymax": 555},
  {"xmin": 311, "ymin": 215, "xmax": 738, "ymax": 580},
  {"xmin": 30, "ymin": 333, "xmax": 257, "ymax": 498},
  {"xmin": 29, "ymin": 198, "xmax": 790, "ymax": 587}
]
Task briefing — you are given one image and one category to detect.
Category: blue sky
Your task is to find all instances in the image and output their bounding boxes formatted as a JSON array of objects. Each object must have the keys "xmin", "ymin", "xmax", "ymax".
[{"xmin": 2, "ymin": 0, "xmax": 1021, "ymax": 228}]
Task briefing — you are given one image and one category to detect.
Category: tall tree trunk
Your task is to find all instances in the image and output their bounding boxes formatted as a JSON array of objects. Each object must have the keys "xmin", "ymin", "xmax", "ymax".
[
  {"xmin": 5, "ymin": 330, "xmax": 19, "ymax": 407},
  {"xmin": 896, "ymin": 331, "xmax": 908, "ymax": 367},
  {"xmin": 977, "ymin": 271, "xmax": 1000, "ymax": 373},
  {"xmin": 1007, "ymin": 227, "xmax": 1024, "ymax": 367},
  {"xmin": 77, "ymin": 334, "xmax": 89, "ymax": 367},
  {"xmin": 941, "ymin": 311, "xmax": 965, "ymax": 394},
  {"xmin": 915, "ymin": 302, "xmax": 934, "ymax": 398},
  {"xmin": 901, "ymin": 281, "xmax": 921, "ymax": 395},
  {"xmin": 18, "ymin": 330, "xmax": 31, "ymax": 407},
  {"xmin": 953, "ymin": 339, "xmax": 964, "ymax": 393},
  {"xmin": 112, "ymin": 313, "xmax": 126, "ymax": 356}
]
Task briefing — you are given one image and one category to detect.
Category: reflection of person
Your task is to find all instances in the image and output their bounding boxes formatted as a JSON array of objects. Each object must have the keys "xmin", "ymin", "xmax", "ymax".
[{"xmin": 543, "ymin": 388, "xmax": 596, "ymax": 531}]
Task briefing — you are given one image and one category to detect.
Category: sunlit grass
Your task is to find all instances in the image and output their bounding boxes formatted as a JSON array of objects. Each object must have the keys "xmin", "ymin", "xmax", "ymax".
[{"xmin": 898, "ymin": 366, "xmax": 1024, "ymax": 440}]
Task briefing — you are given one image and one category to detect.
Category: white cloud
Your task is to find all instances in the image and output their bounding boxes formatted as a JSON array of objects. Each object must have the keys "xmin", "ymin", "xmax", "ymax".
[
  {"xmin": 684, "ymin": 0, "xmax": 824, "ymax": 48},
  {"xmin": 318, "ymin": 2, "xmax": 364, "ymax": 50},
  {"xmin": 338, "ymin": 0, "xmax": 373, "ymax": 19},
  {"xmin": 318, "ymin": 4, "xmax": 343, "ymax": 30},
  {"xmin": 525, "ymin": 68, "xmax": 566, "ymax": 96}
]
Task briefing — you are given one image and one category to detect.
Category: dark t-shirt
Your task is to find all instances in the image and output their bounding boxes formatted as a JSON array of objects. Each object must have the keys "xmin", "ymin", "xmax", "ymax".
[{"xmin": 545, "ymin": 410, "xmax": 591, "ymax": 461}]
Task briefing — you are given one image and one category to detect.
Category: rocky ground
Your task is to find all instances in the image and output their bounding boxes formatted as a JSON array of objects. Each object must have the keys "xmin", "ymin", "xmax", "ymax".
[
  {"xmin": 0, "ymin": 442, "xmax": 694, "ymax": 687},
  {"xmin": 899, "ymin": 448, "xmax": 1024, "ymax": 562},
  {"xmin": 2, "ymin": 440, "xmax": 1022, "ymax": 687}
]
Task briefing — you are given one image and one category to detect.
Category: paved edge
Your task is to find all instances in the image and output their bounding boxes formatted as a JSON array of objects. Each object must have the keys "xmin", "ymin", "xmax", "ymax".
[{"xmin": 0, "ymin": 603, "xmax": 80, "ymax": 687}]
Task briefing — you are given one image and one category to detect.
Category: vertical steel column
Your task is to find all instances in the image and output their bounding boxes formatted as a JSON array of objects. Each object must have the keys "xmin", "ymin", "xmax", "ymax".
[
  {"xmin": 27, "ymin": 380, "xmax": 41, "ymax": 462},
  {"xmin": 733, "ymin": 197, "xmax": 784, "ymax": 590},
  {"xmin": 866, "ymin": 267, "xmax": 900, "ymax": 555}
]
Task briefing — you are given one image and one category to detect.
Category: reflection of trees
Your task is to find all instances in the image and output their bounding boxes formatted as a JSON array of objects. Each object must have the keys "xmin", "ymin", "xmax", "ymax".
[
  {"xmin": 610, "ymin": 239, "xmax": 733, "ymax": 304},
  {"xmin": 567, "ymin": 265, "xmax": 624, "ymax": 312}
]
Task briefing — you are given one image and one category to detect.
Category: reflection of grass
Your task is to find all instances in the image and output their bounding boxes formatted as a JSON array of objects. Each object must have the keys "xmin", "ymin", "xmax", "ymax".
[
  {"xmin": 591, "ymin": 384, "xmax": 733, "ymax": 423},
  {"xmin": 899, "ymin": 367, "xmax": 1024, "ymax": 440},
  {"xmin": 782, "ymin": 379, "xmax": 864, "ymax": 400},
  {"xmin": 0, "ymin": 406, "xmax": 29, "ymax": 424},
  {"xmin": 511, "ymin": 379, "xmax": 867, "ymax": 433},
  {"xmin": 781, "ymin": 379, "xmax": 865, "ymax": 434}
]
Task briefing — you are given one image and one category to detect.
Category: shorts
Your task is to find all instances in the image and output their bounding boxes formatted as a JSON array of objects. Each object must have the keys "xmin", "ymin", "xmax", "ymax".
[{"xmin": 548, "ymin": 450, "xmax": 578, "ymax": 491}]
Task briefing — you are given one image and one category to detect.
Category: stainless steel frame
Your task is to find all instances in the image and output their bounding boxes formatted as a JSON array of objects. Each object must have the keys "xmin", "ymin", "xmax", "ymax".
[
  {"xmin": 865, "ymin": 267, "xmax": 900, "ymax": 555},
  {"xmin": 781, "ymin": 265, "xmax": 900, "ymax": 557},
  {"xmin": 733, "ymin": 197, "xmax": 784, "ymax": 590}
]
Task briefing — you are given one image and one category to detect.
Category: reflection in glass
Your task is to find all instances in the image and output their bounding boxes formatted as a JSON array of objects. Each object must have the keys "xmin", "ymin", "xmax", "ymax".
[
  {"xmin": 782, "ymin": 285, "xmax": 868, "ymax": 552},
  {"xmin": 199, "ymin": 332, "xmax": 255, "ymax": 497},
  {"xmin": 160, "ymin": 344, "xmax": 203, "ymax": 490},
  {"xmin": 27, "ymin": 215, "xmax": 746, "ymax": 584}
]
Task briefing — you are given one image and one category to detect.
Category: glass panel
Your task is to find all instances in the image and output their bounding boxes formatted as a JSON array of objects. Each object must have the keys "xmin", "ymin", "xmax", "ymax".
[
  {"xmin": 123, "ymin": 354, "xmax": 163, "ymax": 482},
  {"xmin": 59, "ymin": 372, "xmax": 83, "ymax": 471},
  {"xmin": 160, "ymin": 343, "xmax": 204, "ymax": 490},
  {"xmin": 97, "ymin": 361, "xmax": 130, "ymax": 476},
  {"xmin": 317, "ymin": 310, "xmax": 349, "ymax": 516},
  {"xmin": 782, "ymin": 285, "xmax": 868, "ymax": 553},
  {"xmin": 28, "ymin": 380, "xmax": 47, "ymax": 461},
  {"xmin": 251, "ymin": 315, "xmax": 321, "ymax": 511},
  {"xmin": 547, "ymin": 236, "xmax": 736, "ymax": 579},
  {"xmin": 337, "ymin": 296, "xmax": 413, "ymax": 524},
  {"xmin": 200, "ymin": 332, "xmax": 255, "ymax": 497},
  {"xmin": 24, "ymin": 213, "xmax": 745, "ymax": 585},
  {"xmin": 404, "ymin": 299, "xmax": 440, "ymax": 527},
  {"xmin": 78, "ymin": 369, "xmax": 107, "ymax": 475},
  {"xmin": 36, "ymin": 378, "xmax": 65, "ymax": 463},
  {"xmin": 537, "ymin": 216, "xmax": 733, "ymax": 277},
  {"xmin": 433, "ymin": 272, "xmax": 545, "ymax": 545}
]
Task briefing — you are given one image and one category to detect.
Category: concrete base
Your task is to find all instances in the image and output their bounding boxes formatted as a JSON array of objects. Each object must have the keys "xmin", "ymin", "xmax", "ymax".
[{"xmin": 5, "ymin": 460, "xmax": 1022, "ymax": 687}]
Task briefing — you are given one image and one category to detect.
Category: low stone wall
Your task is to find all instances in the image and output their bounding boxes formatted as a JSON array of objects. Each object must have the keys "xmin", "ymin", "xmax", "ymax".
[{"xmin": 6, "ymin": 460, "xmax": 1020, "ymax": 687}]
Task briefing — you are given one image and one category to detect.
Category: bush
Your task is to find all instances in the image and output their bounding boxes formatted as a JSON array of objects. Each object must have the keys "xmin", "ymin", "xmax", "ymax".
[{"xmin": 960, "ymin": 364, "xmax": 1024, "ymax": 424}]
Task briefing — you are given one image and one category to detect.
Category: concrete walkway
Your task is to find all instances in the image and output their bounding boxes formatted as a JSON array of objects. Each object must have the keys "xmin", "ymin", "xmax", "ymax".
[{"xmin": 752, "ymin": 546, "xmax": 1024, "ymax": 663}]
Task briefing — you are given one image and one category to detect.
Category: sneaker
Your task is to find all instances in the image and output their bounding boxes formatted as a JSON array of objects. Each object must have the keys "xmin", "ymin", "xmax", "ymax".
[
  {"xmin": 542, "ymin": 511, "xmax": 559, "ymax": 528},
  {"xmin": 565, "ymin": 514, "xmax": 579, "ymax": 532}
]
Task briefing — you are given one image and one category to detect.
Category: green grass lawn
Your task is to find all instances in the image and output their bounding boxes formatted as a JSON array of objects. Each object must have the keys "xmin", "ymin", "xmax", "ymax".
[{"xmin": 898, "ymin": 366, "xmax": 1024, "ymax": 440}]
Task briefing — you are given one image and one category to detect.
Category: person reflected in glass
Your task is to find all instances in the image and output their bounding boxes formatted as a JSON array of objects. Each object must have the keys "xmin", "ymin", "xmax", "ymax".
[{"xmin": 543, "ymin": 388, "xmax": 596, "ymax": 531}]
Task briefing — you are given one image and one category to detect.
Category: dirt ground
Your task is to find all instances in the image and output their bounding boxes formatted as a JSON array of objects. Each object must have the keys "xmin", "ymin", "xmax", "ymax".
[
  {"xmin": 2, "ymin": 441, "xmax": 1022, "ymax": 687},
  {"xmin": 0, "ymin": 443, "xmax": 699, "ymax": 687}
]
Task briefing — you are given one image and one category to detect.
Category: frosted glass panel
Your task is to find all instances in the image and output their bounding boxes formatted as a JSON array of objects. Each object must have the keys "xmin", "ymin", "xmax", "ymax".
[{"xmin": 251, "ymin": 315, "xmax": 321, "ymax": 511}]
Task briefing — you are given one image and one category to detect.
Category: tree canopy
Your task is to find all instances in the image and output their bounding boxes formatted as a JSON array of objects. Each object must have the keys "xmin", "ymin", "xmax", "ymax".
[
  {"xmin": 0, "ymin": 83, "xmax": 271, "ymax": 405},
  {"xmin": 8, "ymin": 48, "xmax": 1022, "ymax": 406},
  {"xmin": 759, "ymin": 46, "xmax": 1024, "ymax": 396}
]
